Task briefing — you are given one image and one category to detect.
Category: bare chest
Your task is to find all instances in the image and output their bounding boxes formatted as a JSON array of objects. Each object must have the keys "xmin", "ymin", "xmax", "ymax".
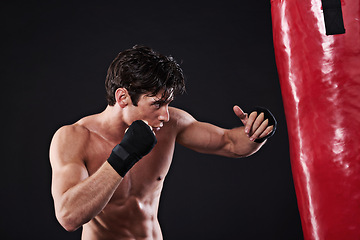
[{"xmin": 84, "ymin": 129, "xmax": 177, "ymax": 199}]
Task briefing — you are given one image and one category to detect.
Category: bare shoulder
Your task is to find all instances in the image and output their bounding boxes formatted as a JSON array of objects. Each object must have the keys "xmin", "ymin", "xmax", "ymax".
[
  {"xmin": 51, "ymin": 123, "xmax": 91, "ymax": 148},
  {"xmin": 54, "ymin": 123, "xmax": 90, "ymax": 139},
  {"xmin": 50, "ymin": 120, "xmax": 95, "ymax": 200},
  {"xmin": 50, "ymin": 122, "xmax": 91, "ymax": 166},
  {"xmin": 168, "ymin": 106, "xmax": 203, "ymax": 144},
  {"xmin": 169, "ymin": 107, "xmax": 197, "ymax": 128}
]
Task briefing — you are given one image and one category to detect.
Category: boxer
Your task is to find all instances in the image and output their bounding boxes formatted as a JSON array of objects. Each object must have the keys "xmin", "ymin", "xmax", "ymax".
[{"xmin": 49, "ymin": 45, "xmax": 276, "ymax": 240}]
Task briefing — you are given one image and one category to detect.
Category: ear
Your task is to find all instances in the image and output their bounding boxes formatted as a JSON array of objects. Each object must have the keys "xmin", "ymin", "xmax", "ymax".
[{"xmin": 115, "ymin": 88, "xmax": 130, "ymax": 108}]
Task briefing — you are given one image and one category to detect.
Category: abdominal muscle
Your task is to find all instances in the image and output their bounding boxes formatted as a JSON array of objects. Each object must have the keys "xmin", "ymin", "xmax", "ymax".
[
  {"xmin": 81, "ymin": 179, "xmax": 164, "ymax": 240},
  {"xmin": 81, "ymin": 146, "xmax": 172, "ymax": 240}
]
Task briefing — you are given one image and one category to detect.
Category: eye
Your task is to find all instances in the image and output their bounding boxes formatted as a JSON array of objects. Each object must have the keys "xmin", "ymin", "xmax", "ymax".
[{"xmin": 152, "ymin": 102, "xmax": 161, "ymax": 109}]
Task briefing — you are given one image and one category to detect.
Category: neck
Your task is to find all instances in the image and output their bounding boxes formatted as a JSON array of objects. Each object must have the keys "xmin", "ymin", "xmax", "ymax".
[{"xmin": 98, "ymin": 105, "xmax": 128, "ymax": 143}]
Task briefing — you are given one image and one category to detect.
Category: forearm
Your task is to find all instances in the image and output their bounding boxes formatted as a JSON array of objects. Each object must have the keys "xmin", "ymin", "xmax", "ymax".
[
  {"xmin": 225, "ymin": 126, "xmax": 265, "ymax": 158},
  {"xmin": 55, "ymin": 162, "xmax": 122, "ymax": 231}
]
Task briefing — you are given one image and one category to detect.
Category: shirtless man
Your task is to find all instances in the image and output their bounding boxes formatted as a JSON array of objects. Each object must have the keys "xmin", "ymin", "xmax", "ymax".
[{"xmin": 49, "ymin": 45, "xmax": 276, "ymax": 240}]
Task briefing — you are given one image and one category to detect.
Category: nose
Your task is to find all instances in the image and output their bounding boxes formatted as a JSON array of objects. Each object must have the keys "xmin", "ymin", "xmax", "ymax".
[{"xmin": 158, "ymin": 105, "xmax": 170, "ymax": 123}]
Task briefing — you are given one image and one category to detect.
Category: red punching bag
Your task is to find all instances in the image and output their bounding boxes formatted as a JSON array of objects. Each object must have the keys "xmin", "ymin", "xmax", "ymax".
[{"xmin": 270, "ymin": 0, "xmax": 360, "ymax": 239}]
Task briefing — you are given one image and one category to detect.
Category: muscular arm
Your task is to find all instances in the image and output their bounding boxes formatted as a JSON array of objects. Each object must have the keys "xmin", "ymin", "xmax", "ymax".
[
  {"xmin": 49, "ymin": 125, "xmax": 122, "ymax": 232},
  {"xmin": 174, "ymin": 106, "xmax": 273, "ymax": 158}
]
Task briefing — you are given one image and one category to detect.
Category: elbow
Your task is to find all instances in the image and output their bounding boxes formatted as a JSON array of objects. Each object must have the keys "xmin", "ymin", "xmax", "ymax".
[
  {"xmin": 62, "ymin": 223, "xmax": 80, "ymax": 233},
  {"xmin": 55, "ymin": 208, "xmax": 82, "ymax": 232},
  {"xmin": 53, "ymin": 193, "xmax": 95, "ymax": 232},
  {"xmin": 62, "ymin": 223, "xmax": 79, "ymax": 233}
]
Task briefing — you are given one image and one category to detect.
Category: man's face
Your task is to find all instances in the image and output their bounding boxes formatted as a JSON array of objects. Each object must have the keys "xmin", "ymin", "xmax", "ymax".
[{"xmin": 124, "ymin": 90, "xmax": 173, "ymax": 132}]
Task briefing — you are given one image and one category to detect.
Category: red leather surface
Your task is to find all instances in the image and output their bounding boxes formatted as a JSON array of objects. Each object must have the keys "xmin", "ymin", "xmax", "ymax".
[{"xmin": 270, "ymin": 0, "xmax": 360, "ymax": 239}]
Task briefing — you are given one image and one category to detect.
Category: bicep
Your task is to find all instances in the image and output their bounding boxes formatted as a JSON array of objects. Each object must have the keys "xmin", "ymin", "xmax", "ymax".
[
  {"xmin": 175, "ymin": 110, "xmax": 229, "ymax": 155},
  {"xmin": 49, "ymin": 126, "xmax": 89, "ymax": 202}
]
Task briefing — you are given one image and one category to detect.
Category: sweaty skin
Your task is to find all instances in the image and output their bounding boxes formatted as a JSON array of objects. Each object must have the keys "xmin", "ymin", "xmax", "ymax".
[{"xmin": 50, "ymin": 90, "xmax": 273, "ymax": 240}]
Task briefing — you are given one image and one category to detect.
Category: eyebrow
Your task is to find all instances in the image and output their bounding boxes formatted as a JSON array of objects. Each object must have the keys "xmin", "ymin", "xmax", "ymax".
[{"xmin": 152, "ymin": 96, "xmax": 174, "ymax": 105}]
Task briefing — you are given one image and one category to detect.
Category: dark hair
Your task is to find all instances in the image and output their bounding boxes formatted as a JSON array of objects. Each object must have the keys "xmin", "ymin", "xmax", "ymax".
[{"xmin": 105, "ymin": 45, "xmax": 186, "ymax": 106}]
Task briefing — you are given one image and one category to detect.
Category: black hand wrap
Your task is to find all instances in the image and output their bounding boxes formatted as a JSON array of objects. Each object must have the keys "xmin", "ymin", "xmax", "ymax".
[
  {"xmin": 252, "ymin": 106, "xmax": 277, "ymax": 143},
  {"xmin": 107, "ymin": 120, "xmax": 157, "ymax": 177}
]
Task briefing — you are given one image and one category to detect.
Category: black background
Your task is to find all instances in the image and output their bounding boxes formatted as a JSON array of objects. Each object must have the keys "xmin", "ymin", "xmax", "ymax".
[{"xmin": 1, "ymin": 1, "xmax": 303, "ymax": 239}]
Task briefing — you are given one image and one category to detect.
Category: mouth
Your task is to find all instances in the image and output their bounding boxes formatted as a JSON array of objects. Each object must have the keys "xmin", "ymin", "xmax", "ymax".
[
  {"xmin": 153, "ymin": 122, "xmax": 163, "ymax": 132},
  {"xmin": 142, "ymin": 120, "xmax": 163, "ymax": 132}
]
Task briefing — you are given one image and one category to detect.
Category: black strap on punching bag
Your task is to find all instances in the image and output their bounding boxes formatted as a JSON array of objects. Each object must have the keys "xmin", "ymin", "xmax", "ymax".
[{"xmin": 321, "ymin": 0, "xmax": 346, "ymax": 35}]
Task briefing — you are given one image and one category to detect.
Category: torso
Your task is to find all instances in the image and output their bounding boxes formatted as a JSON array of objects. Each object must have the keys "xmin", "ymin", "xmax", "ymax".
[{"xmin": 76, "ymin": 109, "xmax": 180, "ymax": 240}]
